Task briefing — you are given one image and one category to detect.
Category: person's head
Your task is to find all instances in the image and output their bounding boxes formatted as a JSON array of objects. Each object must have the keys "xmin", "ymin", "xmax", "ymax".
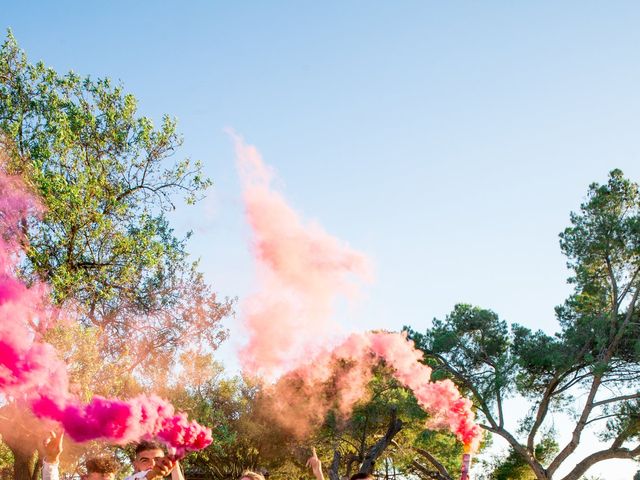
[
  {"xmin": 132, "ymin": 440, "xmax": 165, "ymax": 473},
  {"xmin": 240, "ymin": 471, "xmax": 265, "ymax": 480},
  {"xmin": 85, "ymin": 456, "xmax": 119, "ymax": 480},
  {"xmin": 349, "ymin": 474, "xmax": 374, "ymax": 480}
]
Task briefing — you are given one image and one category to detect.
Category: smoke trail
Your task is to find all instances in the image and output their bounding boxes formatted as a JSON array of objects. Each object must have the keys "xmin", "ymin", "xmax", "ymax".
[
  {"xmin": 233, "ymin": 134, "xmax": 482, "ymax": 451},
  {"xmin": 0, "ymin": 164, "xmax": 212, "ymax": 457}
]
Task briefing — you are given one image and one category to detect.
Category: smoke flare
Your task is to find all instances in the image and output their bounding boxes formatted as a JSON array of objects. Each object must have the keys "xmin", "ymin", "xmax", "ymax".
[{"xmin": 233, "ymin": 134, "xmax": 482, "ymax": 451}]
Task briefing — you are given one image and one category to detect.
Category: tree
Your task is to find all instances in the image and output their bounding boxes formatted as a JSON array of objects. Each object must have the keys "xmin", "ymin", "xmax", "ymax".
[
  {"xmin": 0, "ymin": 31, "xmax": 233, "ymax": 479},
  {"xmin": 158, "ymin": 356, "xmax": 294, "ymax": 480},
  {"xmin": 305, "ymin": 370, "xmax": 466, "ymax": 480},
  {"xmin": 488, "ymin": 435, "xmax": 558, "ymax": 480},
  {"xmin": 407, "ymin": 169, "xmax": 640, "ymax": 480}
]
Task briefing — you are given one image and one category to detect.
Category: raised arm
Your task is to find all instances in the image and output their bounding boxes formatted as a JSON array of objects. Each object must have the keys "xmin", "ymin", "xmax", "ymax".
[
  {"xmin": 41, "ymin": 431, "xmax": 64, "ymax": 480},
  {"xmin": 171, "ymin": 460, "xmax": 185, "ymax": 480},
  {"xmin": 306, "ymin": 447, "xmax": 325, "ymax": 480}
]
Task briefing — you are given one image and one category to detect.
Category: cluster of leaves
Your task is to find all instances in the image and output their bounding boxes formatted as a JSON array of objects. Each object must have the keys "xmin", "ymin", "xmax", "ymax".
[{"xmin": 0, "ymin": 31, "xmax": 232, "ymax": 372}]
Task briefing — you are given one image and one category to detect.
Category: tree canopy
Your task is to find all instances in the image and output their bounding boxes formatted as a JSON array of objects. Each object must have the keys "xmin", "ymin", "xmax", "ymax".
[
  {"xmin": 0, "ymin": 30, "xmax": 233, "ymax": 480},
  {"xmin": 0, "ymin": 30, "xmax": 232, "ymax": 370},
  {"xmin": 407, "ymin": 169, "xmax": 640, "ymax": 480}
]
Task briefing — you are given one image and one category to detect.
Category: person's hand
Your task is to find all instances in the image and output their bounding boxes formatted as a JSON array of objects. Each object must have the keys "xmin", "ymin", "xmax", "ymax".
[
  {"xmin": 306, "ymin": 447, "xmax": 324, "ymax": 480},
  {"xmin": 42, "ymin": 431, "xmax": 64, "ymax": 463},
  {"xmin": 170, "ymin": 459, "xmax": 185, "ymax": 480},
  {"xmin": 145, "ymin": 457, "xmax": 176, "ymax": 479}
]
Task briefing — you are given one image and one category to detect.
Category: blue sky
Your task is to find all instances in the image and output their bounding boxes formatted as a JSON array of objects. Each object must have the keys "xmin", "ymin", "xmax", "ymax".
[{"xmin": 5, "ymin": 2, "xmax": 640, "ymax": 477}]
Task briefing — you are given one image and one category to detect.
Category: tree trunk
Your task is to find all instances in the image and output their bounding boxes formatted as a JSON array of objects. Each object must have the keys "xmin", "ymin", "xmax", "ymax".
[
  {"xmin": 358, "ymin": 408, "xmax": 403, "ymax": 475},
  {"xmin": 0, "ymin": 404, "xmax": 43, "ymax": 480},
  {"xmin": 329, "ymin": 450, "xmax": 341, "ymax": 480},
  {"xmin": 412, "ymin": 447, "xmax": 452, "ymax": 480},
  {"xmin": 11, "ymin": 447, "xmax": 37, "ymax": 480}
]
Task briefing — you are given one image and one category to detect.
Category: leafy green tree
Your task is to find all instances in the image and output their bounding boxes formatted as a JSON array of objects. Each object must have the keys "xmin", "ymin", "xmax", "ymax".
[
  {"xmin": 301, "ymin": 369, "xmax": 465, "ymax": 480},
  {"xmin": 157, "ymin": 355, "xmax": 293, "ymax": 480},
  {"xmin": 407, "ymin": 169, "xmax": 640, "ymax": 480},
  {"xmin": 489, "ymin": 434, "xmax": 558, "ymax": 480},
  {"xmin": 0, "ymin": 31, "xmax": 232, "ymax": 479}
]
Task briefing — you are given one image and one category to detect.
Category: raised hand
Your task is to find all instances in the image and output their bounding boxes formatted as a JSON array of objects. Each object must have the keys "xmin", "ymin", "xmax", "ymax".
[
  {"xmin": 145, "ymin": 457, "xmax": 176, "ymax": 480},
  {"xmin": 306, "ymin": 447, "xmax": 324, "ymax": 480},
  {"xmin": 42, "ymin": 431, "xmax": 64, "ymax": 463}
]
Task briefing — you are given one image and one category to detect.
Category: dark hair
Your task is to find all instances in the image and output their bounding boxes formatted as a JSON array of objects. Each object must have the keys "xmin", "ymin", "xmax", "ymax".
[
  {"xmin": 135, "ymin": 440, "xmax": 165, "ymax": 456},
  {"xmin": 86, "ymin": 456, "xmax": 119, "ymax": 474},
  {"xmin": 350, "ymin": 474, "xmax": 374, "ymax": 480}
]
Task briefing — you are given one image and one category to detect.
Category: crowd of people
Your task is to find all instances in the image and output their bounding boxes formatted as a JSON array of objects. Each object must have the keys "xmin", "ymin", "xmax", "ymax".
[{"xmin": 41, "ymin": 432, "xmax": 374, "ymax": 480}]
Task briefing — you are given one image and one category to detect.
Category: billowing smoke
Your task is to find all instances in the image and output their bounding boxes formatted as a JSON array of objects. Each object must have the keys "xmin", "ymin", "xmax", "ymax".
[
  {"xmin": 0, "ymin": 165, "xmax": 212, "ymax": 457},
  {"xmin": 233, "ymin": 135, "xmax": 482, "ymax": 451},
  {"xmin": 232, "ymin": 132, "xmax": 373, "ymax": 379}
]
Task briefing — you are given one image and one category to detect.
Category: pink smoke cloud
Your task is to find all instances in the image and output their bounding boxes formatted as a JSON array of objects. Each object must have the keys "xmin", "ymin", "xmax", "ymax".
[
  {"xmin": 32, "ymin": 395, "xmax": 212, "ymax": 457},
  {"xmin": 233, "ymin": 134, "xmax": 482, "ymax": 451},
  {"xmin": 0, "ymin": 164, "xmax": 212, "ymax": 457},
  {"xmin": 230, "ymin": 131, "xmax": 373, "ymax": 378}
]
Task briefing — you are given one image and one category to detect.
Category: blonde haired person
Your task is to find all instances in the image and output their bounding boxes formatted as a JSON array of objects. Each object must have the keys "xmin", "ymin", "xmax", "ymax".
[{"xmin": 240, "ymin": 471, "xmax": 265, "ymax": 480}]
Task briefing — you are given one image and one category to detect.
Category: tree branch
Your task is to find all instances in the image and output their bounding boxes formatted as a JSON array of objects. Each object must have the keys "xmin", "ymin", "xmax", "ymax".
[
  {"xmin": 592, "ymin": 392, "xmax": 640, "ymax": 408},
  {"xmin": 358, "ymin": 408, "xmax": 403, "ymax": 474},
  {"xmin": 410, "ymin": 459, "xmax": 451, "ymax": 480},
  {"xmin": 479, "ymin": 423, "xmax": 548, "ymax": 479},
  {"xmin": 547, "ymin": 374, "xmax": 602, "ymax": 477},
  {"xmin": 559, "ymin": 443, "xmax": 640, "ymax": 480},
  {"xmin": 413, "ymin": 447, "xmax": 451, "ymax": 479},
  {"xmin": 328, "ymin": 449, "xmax": 341, "ymax": 480}
]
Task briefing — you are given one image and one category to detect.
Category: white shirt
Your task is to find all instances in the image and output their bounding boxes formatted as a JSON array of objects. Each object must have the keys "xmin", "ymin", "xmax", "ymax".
[
  {"xmin": 124, "ymin": 471, "xmax": 150, "ymax": 480},
  {"xmin": 42, "ymin": 461, "xmax": 59, "ymax": 480}
]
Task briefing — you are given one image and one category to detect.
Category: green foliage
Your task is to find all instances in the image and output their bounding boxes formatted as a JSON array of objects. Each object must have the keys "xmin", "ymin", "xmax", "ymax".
[
  {"xmin": 0, "ymin": 30, "xmax": 233, "ymax": 480},
  {"xmin": 166, "ymin": 370, "xmax": 292, "ymax": 480},
  {"xmin": 0, "ymin": 31, "xmax": 232, "ymax": 373},
  {"xmin": 490, "ymin": 434, "xmax": 558, "ymax": 480},
  {"xmin": 43, "ymin": 323, "xmax": 140, "ymax": 400},
  {"xmin": 0, "ymin": 443, "xmax": 13, "ymax": 480},
  {"xmin": 407, "ymin": 304, "xmax": 516, "ymax": 413},
  {"xmin": 308, "ymin": 369, "xmax": 465, "ymax": 480},
  {"xmin": 510, "ymin": 326, "xmax": 569, "ymax": 396},
  {"xmin": 407, "ymin": 170, "xmax": 640, "ymax": 480}
]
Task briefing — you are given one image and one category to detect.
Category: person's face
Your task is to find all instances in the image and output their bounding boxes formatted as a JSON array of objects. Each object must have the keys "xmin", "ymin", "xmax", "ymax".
[
  {"xmin": 133, "ymin": 448, "xmax": 165, "ymax": 472},
  {"xmin": 86, "ymin": 474, "xmax": 114, "ymax": 480}
]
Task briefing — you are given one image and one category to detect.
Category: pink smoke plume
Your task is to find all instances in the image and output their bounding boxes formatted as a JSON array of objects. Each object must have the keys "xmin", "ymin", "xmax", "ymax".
[
  {"xmin": 233, "ymin": 134, "xmax": 482, "ymax": 451},
  {"xmin": 0, "ymin": 165, "xmax": 212, "ymax": 457},
  {"xmin": 231, "ymin": 131, "xmax": 373, "ymax": 378}
]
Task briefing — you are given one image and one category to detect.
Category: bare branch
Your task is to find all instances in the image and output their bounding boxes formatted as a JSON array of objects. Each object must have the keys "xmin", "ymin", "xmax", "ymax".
[
  {"xmin": 559, "ymin": 443, "xmax": 640, "ymax": 480},
  {"xmin": 413, "ymin": 447, "xmax": 451, "ymax": 479},
  {"xmin": 592, "ymin": 392, "xmax": 640, "ymax": 408}
]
